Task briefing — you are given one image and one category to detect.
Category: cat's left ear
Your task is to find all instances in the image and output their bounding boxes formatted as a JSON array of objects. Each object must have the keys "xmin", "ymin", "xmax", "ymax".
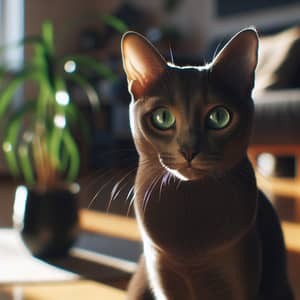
[
  {"xmin": 121, "ymin": 31, "xmax": 167, "ymax": 100},
  {"xmin": 211, "ymin": 28, "xmax": 259, "ymax": 96}
]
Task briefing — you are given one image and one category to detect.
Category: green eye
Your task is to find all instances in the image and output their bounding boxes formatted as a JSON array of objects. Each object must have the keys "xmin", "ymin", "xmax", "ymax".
[
  {"xmin": 151, "ymin": 108, "xmax": 175, "ymax": 130},
  {"xmin": 207, "ymin": 106, "xmax": 231, "ymax": 129}
]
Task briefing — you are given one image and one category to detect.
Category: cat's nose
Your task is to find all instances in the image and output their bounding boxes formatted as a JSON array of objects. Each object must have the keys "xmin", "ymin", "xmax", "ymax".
[{"xmin": 179, "ymin": 148, "xmax": 198, "ymax": 162}]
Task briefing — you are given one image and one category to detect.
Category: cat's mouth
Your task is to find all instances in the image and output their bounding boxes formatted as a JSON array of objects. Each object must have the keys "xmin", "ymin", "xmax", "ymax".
[
  {"xmin": 163, "ymin": 164, "xmax": 214, "ymax": 181},
  {"xmin": 159, "ymin": 156, "xmax": 218, "ymax": 181},
  {"xmin": 178, "ymin": 166, "xmax": 213, "ymax": 181}
]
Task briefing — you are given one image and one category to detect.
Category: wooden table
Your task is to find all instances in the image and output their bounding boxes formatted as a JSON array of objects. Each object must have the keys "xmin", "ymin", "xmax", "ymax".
[
  {"xmin": 0, "ymin": 213, "xmax": 138, "ymax": 300},
  {"xmin": 0, "ymin": 280, "xmax": 125, "ymax": 300},
  {"xmin": 0, "ymin": 225, "xmax": 129, "ymax": 300}
]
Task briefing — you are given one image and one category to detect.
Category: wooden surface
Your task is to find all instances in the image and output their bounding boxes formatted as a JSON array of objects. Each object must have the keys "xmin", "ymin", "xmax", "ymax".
[
  {"xmin": 0, "ymin": 280, "xmax": 125, "ymax": 300},
  {"xmin": 80, "ymin": 209, "xmax": 141, "ymax": 241},
  {"xmin": 283, "ymin": 222, "xmax": 300, "ymax": 253},
  {"xmin": 248, "ymin": 145, "xmax": 300, "ymax": 155},
  {"xmin": 248, "ymin": 145, "xmax": 300, "ymax": 196},
  {"xmin": 256, "ymin": 172, "xmax": 300, "ymax": 197}
]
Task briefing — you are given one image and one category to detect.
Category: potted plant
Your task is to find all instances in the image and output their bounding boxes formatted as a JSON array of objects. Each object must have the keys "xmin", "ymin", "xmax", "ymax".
[{"xmin": 0, "ymin": 21, "xmax": 118, "ymax": 258}]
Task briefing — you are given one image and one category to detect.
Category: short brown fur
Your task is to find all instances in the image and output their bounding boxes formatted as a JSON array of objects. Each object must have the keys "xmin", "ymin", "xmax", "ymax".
[{"xmin": 122, "ymin": 29, "xmax": 293, "ymax": 300}]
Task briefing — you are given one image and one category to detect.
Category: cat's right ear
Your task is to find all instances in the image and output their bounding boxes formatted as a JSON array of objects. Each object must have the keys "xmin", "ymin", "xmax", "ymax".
[
  {"xmin": 121, "ymin": 31, "xmax": 166, "ymax": 100},
  {"xmin": 210, "ymin": 28, "xmax": 259, "ymax": 97}
]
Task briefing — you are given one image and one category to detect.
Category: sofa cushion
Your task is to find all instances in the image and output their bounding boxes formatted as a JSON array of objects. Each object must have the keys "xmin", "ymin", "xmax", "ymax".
[{"xmin": 255, "ymin": 27, "xmax": 300, "ymax": 91}]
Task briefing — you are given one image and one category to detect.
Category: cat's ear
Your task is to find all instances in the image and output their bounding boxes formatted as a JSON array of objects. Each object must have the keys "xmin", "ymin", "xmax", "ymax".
[
  {"xmin": 211, "ymin": 28, "xmax": 259, "ymax": 96},
  {"xmin": 121, "ymin": 31, "xmax": 166, "ymax": 100}
]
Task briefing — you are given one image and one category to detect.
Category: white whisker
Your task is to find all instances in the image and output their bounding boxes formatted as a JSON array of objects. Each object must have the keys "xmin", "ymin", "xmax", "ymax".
[
  {"xmin": 107, "ymin": 168, "xmax": 137, "ymax": 212},
  {"xmin": 88, "ymin": 173, "xmax": 119, "ymax": 209},
  {"xmin": 143, "ymin": 174, "xmax": 164, "ymax": 213}
]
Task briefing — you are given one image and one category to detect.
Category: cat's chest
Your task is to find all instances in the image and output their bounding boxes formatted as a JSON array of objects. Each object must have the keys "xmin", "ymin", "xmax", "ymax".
[
  {"xmin": 143, "ymin": 226, "xmax": 261, "ymax": 300},
  {"xmin": 135, "ymin": 167, "xmax": 257, "ymax": 257}
]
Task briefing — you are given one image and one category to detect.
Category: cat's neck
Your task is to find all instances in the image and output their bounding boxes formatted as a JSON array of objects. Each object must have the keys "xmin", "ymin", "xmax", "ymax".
[{"xmin": 134, "ymin": 156, "xmax": 258, "ymax": 261}]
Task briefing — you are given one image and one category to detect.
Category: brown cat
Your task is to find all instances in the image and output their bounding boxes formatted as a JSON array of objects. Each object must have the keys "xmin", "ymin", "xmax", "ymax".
[{"xmin": 121, "ymin": 29, "xmax": 293, "ymax": 300}]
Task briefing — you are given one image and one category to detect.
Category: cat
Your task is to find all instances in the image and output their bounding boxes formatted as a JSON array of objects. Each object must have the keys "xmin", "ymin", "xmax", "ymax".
[{"xmin": 121, "ymin": 28, "xmax": 294, "ymax": 300}]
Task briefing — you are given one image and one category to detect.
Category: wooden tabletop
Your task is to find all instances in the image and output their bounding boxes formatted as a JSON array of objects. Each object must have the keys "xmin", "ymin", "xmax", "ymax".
[{"xmin": 0, "ymin": 280, "xmax": 125, "ymax": 300}]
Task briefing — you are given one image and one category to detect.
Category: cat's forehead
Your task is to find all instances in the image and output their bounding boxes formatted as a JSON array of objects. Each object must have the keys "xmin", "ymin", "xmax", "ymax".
[
  {"xmin": 168, "ymin": 64, "xmax": 209, "ymax": 82},
  {"xmin": 145, "ymin": 64, "xmax": 250, "ymax": 108},
  {"xmin": 147, "ymin": 64, "xmax": 209, "ymax": 103},
  {"xmin": 148, "ymin": 64, "xmax": 208, "ymax": 93}
]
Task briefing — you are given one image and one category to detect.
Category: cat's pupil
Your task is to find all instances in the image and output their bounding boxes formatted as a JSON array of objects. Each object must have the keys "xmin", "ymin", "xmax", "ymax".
[
  {"xmin": 159, "ymin": 111, "xmax": 167, "ymax": 123},
  {"xmin": 214, "ymin": 111, "xmax": 224, "ymax": 123},
  {"xmin": 216, "ymin": 111, "xmax": 222, "ymax": 121},
  {"xmin": 151, "ymin": 108, "xmax": 175, "ymax": 130},
  {"xmin": 207, "ymin": 107, "xmax": 231, "ymax": 129}
]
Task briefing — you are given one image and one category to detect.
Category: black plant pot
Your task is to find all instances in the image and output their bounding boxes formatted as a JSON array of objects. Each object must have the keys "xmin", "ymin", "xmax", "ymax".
[{"xmin": 13, "ymin": 185, "xmax": 79, "ymax": 258}]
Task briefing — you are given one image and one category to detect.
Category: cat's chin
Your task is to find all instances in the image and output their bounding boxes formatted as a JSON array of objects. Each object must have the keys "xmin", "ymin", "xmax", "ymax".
[{"xmin": 166, "ymin": 166, "xmax": 210, "ymax": 182}]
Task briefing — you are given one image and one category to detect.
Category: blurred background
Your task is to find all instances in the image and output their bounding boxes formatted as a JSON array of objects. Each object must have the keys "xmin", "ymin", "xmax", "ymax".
[{"xmin": 0, "ymin": 0, "xmax": 300, "ymax": 299}]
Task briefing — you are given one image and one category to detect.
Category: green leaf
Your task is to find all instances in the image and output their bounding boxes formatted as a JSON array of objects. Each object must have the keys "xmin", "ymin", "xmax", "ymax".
[
  {"xmin": 32, "ymin": 40, "xmax": 56, "ymax": 92},
  {"xmin": 3, "ymin": 101, "xmax": 36, "ymax": 177},
  {"xmin": 62, "ymin": 129, "xmax": 80, "ymax": 182},
  {"xmin": 101, "ymin": 15, "xmax": 128, "ymax": 33},
  {"xmin": 55, "ymin": 76, "xmax": 67, "ymax": 92},
  {"xmin": 49, "ymin": 126, "xmax": 64, "ymax": 171},
  {"xmin": 36, "ymin": 79, "xmax": 52, "ymax": 121},
  {"xmin": 60, "ymin": 145, "xmax": 69, "ymax": 172},
  {"xmin": 0, "ymin": 67, "xmax": 6, "ymax": 78},
  {"xmin": 0, "ymin": 69, "xmax": 37, "ymax": 118},
  {"xmin": 3, "ymin": 142, "xmax": 19, "ymax": 177},
  {"xmin": 18, "ymin": 141, "xmax": 35, "ymax": 185},
  {"xmin": 0, "ymin": 67, "xmax": 7, "ymax": 87},
  {"xmin": 42, "ymin": 21, "xmax": 54, "ymax": 55}
]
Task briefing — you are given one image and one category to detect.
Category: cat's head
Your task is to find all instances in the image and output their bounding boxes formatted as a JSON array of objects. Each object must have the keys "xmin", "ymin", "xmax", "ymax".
[{"xmin": 121, "ymin": 29, "xmax": 258, "ymax": 181}]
